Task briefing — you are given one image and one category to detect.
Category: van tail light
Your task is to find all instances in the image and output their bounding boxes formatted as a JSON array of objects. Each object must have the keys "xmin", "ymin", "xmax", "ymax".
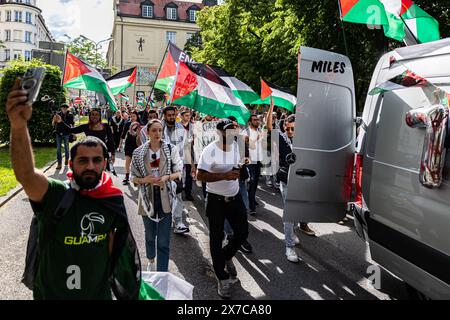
[{"xmin": 354, "ymin": 154, "xmax": 363, "ymax": 206}]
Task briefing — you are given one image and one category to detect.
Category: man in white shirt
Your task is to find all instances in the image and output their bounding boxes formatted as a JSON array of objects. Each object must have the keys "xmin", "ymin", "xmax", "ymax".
[{"xmin": 197, "ymin": 119, "xmax": 249, "ymax": 299}]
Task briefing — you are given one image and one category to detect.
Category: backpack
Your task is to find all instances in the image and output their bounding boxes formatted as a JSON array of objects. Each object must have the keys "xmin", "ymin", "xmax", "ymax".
[{"xmin": 22, "ymin": 184, "xmax": 76, "ymax": 290}]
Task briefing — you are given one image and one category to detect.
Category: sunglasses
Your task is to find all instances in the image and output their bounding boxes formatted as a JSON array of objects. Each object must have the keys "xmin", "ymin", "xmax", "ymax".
[{"xmin": 286, "ymin": 127, "xmax": 295, "ymax": 132}]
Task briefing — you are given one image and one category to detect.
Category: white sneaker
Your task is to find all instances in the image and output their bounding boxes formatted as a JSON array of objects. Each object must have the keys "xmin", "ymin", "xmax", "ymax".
[
  {"xmin": 146, "ymin": 260, "xmax": 156, "ymax": 272},
  {"xmin": 174, "ymin": 222, "xmax": 189, "ymax": 234},
  {"xmin": 286, "ymin": 247, "xmax": 300, "ymax": 263}
]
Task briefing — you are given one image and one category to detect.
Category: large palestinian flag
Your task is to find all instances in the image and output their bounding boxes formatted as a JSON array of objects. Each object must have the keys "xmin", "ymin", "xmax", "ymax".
[
  {"xmin": 106, "ymin": 67, "xmax": 137, "ymax": 95},
  {"xmin": 154, "ymin": 42, "xmax": 192, "ymax": 94},
  {"xmin": 339, "ymin": 0, "xmax": 440, "ymax": 44},
  {"xmin": 170, "ymin": 61, "xmax": 251, "ymax": 125},
  {"xmin": 257, "ymin": 79, "xmax": 297, "ymax": 112},
  {"xmin": 209, "ymin": 66, "xmax": 260, "ymax": 104},
  {"xmin": 63, "ymin": 52, "xmax": 117, "ymax": 111}
]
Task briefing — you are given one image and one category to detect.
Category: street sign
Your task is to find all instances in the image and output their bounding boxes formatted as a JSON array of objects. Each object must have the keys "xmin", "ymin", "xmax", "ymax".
[
  {"xmin": 38, "ymin": 41, "xmax": 65, "ymax": 51},
  {"xmin": 32, "ymin": 50, "xmax": 65, "ymax": 70}
]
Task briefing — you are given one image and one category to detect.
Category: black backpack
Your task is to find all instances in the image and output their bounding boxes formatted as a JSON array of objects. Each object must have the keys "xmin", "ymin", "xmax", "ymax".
[{"xmin": 22, "ymin": 185, "xmax": 76, "ymax": 290}]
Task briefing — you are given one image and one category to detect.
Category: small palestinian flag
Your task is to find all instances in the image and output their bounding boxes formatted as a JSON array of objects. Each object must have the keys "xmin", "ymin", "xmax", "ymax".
[
  {"xmin": 106, "ymin": 67, "xmax": 137, "ymax": 96},
  {"xmin": 170, "ymin": 61, "xmax": 251, "ymax": 125},
  {"xmin": 257, "ymin": 79, "xmax": 297, "ymax": 112},
  {"xmin": 339, "ymin": 0, "xmax": 440, "ymax": 44},
  {"xmin": 369, "ymin": 69, "xmax": 429, "ymax": 95},
  {"xmin": 119, "ymin": 93, "xmax": 129, "ymax": 101},
  {"xmin": 63, "ymin": 52, "xmax": 117, "ymax": 111},
  {"xmin": 209, "ymin": 66, "xmax": 260, "ymax": 104}
]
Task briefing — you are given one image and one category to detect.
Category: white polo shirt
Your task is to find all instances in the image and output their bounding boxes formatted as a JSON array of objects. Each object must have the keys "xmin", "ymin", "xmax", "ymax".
[{"xmin": 197, "ymin": 141, "xmax": 240, "ymax": 197}]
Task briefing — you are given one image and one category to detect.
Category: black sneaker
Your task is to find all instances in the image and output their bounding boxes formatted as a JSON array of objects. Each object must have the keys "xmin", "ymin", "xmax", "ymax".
[
  {"xmin": 240, "ymin": 240, "xmax": 253, "ymax": 254},
  {"xmin": 122, "ymin": 179, "xmax": 130, "ymax": 186}
]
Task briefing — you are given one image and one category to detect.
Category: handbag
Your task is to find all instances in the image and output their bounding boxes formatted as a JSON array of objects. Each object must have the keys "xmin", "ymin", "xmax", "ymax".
[{"xmin": 276, "ymin": 166, "xmax": 289, "ymax": 184}]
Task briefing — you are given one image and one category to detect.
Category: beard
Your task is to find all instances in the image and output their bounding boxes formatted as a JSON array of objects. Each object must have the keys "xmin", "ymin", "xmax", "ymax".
[
  {"xmin": 166, "ymin": 119, "xmax": 176, "ymax": 125},
  {"xmin": 73, "ymin": 169, "xmax": 102, "ymax": 190}
]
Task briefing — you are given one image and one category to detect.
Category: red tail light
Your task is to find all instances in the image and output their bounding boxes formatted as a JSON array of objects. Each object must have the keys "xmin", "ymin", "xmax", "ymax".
[{"xmin": 354, "ymin": 154, "xmax": 363, "ymax": 206}]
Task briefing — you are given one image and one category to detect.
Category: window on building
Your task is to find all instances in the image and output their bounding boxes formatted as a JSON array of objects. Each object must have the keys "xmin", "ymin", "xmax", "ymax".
[
  {"xmin": 13, "ymin": 50, "xmax": 21, "ymax": 60},
  {"xmin": 5, "ymin": 30, "xmax": 11, "ymax": 41},
  {"xmin": 189, "ymin": 10, "xmax": 197, "ymax": 22},
  {"xmin": 24, "ymin": 50, "xmax": 31, "ymax": 61},
  {"xmin": 13, "ymin": 30, "xmax": 22, "ymax": 42},
  {"xmin": 25, "ymin": 0, "xmax": 32, "ymax": 4},
  {"xmin": 142, "ymin": 5, "xmax": 153, "ymax": 18},
  {"xmin": 166, "ymin": 7, "xmax": 177, "ymax": 20},
  {"xmin": 4, "ymin": 49, "xmax": 11, "ymax": 61},
  {"xmin": 25, "ymin": 31, "xmax": 31, "ymax": 43},
  {"xmin": 25, "ymin": 12, "xmax": 32, "ymax": 24},
  {"xmin": 6, "ymin": 11, "xmax": 11, "ymax": 22},
  {"xmin": 166, "ymin": 31, "xmax": 176, "ymax": 44},
  {"xmin": 14, "ymin": 11, "xmax": 22, "ymax": 22}
]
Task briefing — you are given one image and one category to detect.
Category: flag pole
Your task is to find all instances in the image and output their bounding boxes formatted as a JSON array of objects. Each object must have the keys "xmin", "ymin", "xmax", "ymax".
[
  {"xmin": 337, "ymin": 0, "xmax": 349, "ymax": 56},
  {"xmin": 145, "ymin": 41, "xmax": 171, "ymax": 112},
  {"xmin": 58, "ymin": 50, "xmax": 68, "ymax": 107}
]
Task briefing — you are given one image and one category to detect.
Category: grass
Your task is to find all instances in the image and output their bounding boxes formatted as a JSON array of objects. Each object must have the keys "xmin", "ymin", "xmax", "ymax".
[{"xmin": 0, "ymin": 146, "xmax": 57, "ymax": 197}]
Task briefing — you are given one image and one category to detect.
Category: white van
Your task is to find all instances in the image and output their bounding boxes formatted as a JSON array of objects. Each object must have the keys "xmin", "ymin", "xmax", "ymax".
[{"xmin": 285, "ymin": 40, "xmax": 450, "ymax": 299}]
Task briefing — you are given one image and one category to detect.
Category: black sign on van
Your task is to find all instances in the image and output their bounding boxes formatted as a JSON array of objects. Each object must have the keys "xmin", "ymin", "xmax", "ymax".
[{"xmin": 311, "ymin": 60, "xmax": 346, "ymax": 74}]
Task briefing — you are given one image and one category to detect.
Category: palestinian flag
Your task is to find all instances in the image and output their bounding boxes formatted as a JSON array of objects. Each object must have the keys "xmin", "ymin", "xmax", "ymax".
[
  {"xmin": 154, "ymin": 42, "xmax": 192, "ymax": 94},
  {"xmin": 209, "ymin": 66, "xmax": 260, "ymax": 104},
  {"xmin": 256, "ymin": 79, "xmax": 297, "ymax": 112},
  {"xmin": 63, "ymin": 52, "xmax": 117, "ymax": 111},
  {"xmin": 119, "ymin": 93, "xmax": 129, "ymax": 101},
  {"xmin": 106, "ymin": 67, "xmax": 137, "ymax": 96},
  {"xmin": 339, "ymin": 0, "xmax": 440, "ymax": 44},
  {"xmin": 369, "ymin": 69, "xmax": 429, "ymax": 95},
  {"xmin": 170, "ymin": 61, "xmax": 251, "ymax": 125}
]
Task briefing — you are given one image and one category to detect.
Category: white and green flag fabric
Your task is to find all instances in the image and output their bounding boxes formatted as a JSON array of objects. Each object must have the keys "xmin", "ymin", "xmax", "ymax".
[
  {"xmin": 106, "ymin": 67, "xmax": 137, "ymax": 96},
  {"xmin": 255, "ymin": 79, "xmax": 297, "ymax": 113},
  {"xmin": 63, "ymin": 52, "xmax": 117, "ymax": 111}
]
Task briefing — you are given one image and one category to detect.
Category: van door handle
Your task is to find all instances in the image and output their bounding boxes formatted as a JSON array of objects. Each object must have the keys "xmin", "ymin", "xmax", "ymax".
[{"xmin": 296, "ymin": 169, "xmax": 316, "ymax": 177}]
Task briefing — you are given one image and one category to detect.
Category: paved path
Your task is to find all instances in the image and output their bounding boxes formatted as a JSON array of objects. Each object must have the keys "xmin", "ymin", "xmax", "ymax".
[{"xmin": 0, "ymin": 153, "xmax": 409, "ymax": 300}]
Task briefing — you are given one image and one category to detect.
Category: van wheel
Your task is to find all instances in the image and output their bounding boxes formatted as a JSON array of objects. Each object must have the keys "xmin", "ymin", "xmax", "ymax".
[{"xmin": 405, "ymin": 284, "xmax": 430, "ymax": 300}]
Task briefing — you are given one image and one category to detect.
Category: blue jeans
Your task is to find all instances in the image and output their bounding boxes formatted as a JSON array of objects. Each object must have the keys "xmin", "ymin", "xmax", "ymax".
[
  {"xmin": 56, "ymin": 134, "xmax": 70, "ymax": 164},
  {"xmin": 224, "ymin": 180, "xmax": 249, "ymax": 236},
  {"xmin": 142, "ymin": 213, "xmax": 172, "ymax": 272},
  {"xmin": 280, "ymin": 182, "xmax": 296, "ymax": 248}
]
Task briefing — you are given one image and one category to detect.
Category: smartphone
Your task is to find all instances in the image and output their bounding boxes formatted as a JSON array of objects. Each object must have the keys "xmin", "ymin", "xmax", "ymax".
[{"xmin": 21, "ymin": 67, "xmax": 46, "ymax": 103}]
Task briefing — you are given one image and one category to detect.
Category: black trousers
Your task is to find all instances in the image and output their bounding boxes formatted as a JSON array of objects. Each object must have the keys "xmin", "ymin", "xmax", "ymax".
[
  {"xmin": 247, "ymin": 163, "xmax": 261, "ymax": 211},
  {"xmin": 184, "ymin": 164, "xmax": 193, "ymax": 196},
  {"xmin": 206, "ymin": 192, "xmax": 249, "ymax": 280}
]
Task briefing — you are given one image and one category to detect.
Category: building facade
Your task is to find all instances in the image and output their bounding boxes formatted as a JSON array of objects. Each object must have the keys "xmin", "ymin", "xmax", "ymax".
[
  {"xmin": 107, "ymin": 0, "xmax": 217, "ymax": 101},
  {"xmin": 0, "ymin": 0, "xmax": 54, "ymax": 68}
]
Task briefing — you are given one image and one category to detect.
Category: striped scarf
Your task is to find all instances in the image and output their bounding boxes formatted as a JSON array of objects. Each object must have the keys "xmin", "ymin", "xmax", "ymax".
[{"xmin": 132, "ymin": 141, "xmax": 172, "ymax": 218}]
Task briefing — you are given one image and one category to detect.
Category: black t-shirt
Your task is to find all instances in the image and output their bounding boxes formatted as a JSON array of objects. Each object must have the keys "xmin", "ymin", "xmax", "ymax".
[
  {"xmin": 55, "ymin": 112, "xmax": 74, "ymax": 135},
  {"xmin": 30, "ymin": 179, "xmax": 124, "ymax": 300},
  {"xmin": 279, "ymin": 132, "xmax": 292, "ymax": 169}
]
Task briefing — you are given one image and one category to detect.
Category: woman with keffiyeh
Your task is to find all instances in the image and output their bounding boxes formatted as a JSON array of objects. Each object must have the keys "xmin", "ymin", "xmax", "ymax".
[{"xmin": 130, "ymin": 119, "xmax": 183, "ymax": 272}]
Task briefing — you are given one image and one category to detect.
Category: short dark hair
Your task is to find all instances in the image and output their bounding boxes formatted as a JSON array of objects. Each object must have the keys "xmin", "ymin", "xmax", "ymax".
[
  {"xmin": 163, "ymin": 106, "xmax": 176, "ymax": 115},
  {"xmin": 181, "ymin": 110, "xmax": 190, "ymax": 116},
  {"xmin": 61, "ymin": 104, "xmax": 69, "ymax": 109},
  {"xmin": 148, "ymin": 110, "xmax": 157, "ymax": 115},
  {"xmin": 70, "ymin": 136, "xmax": 108, "ymax": 160},
  {"xmin": 286, "ymin": 115, "xmax": 295, "ymax": 123}
]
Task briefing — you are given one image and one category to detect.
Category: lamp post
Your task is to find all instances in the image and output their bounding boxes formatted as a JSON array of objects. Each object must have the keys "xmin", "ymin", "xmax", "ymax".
[{"xmin": 80, "ymin": 35, "xmax": 113, "ymax": 70}]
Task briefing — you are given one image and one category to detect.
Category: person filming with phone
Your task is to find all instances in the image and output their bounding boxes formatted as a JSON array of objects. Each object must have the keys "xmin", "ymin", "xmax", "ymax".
[
  {"xmin": 6, "ymin": 77, "xmax": 140, "ymax": 300},
  {"xmin": 52, "ymin": 104, "xmax": 74, "ymax": 170}
]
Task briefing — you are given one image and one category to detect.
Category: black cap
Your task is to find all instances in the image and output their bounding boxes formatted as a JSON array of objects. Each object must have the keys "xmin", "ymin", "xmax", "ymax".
[{"xmin": 216, "ymin": 119, "xmax": 235, "ymax": 131}]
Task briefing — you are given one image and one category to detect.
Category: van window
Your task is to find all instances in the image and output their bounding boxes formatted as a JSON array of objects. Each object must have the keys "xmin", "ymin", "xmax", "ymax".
[{"xmin": 295, "ymin": 80, "xmax": 353, "ymax": 150}]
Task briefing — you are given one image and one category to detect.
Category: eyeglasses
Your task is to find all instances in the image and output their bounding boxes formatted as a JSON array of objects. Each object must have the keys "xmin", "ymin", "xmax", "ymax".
[{"xmin": 286, "ymin": 127, "xmax": 295, "ymax": 132}]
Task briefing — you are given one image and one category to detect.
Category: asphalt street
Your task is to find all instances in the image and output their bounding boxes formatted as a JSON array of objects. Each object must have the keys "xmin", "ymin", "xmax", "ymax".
[{"xmin": 0, "ymin": 152, "xmax": 409, "ymax": 300}]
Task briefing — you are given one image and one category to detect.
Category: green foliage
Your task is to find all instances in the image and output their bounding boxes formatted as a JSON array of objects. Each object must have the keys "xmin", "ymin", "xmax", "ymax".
[
  {"xmin": 67, "ymin": 36, "xmax": 108, "ymax": 69},
  {"xmin": 191, "ymin": 0, "xmax": 450, "ymax": 112},
  {"xmin": 0, "ymin": 59, "xmax": 67, "ymax": 145}
]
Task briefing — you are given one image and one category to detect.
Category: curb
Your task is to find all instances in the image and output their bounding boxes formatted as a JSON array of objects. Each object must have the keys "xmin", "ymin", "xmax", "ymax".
[{"xmin": 0, "ymin": 160, "xmax": 58, "ymax": 209}]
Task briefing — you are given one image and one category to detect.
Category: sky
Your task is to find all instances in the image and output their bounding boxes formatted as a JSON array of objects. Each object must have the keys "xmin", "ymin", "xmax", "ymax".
[{"xmin": 36, "ymin": 0, "xmax": 114, "ymax": 56}]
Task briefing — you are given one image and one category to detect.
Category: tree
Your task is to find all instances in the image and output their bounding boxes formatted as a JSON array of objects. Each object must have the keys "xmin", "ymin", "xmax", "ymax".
[
  {"xmin": 66, "ymin": 36, "xmax": 108, "ymax": 70},
  {"xmin": 190, "ymin": 0, "xmax": 450, "ymax": 112},
  {"xmin": 0, "ymin": 59, "xmax": 67, "ymax": 145}
]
